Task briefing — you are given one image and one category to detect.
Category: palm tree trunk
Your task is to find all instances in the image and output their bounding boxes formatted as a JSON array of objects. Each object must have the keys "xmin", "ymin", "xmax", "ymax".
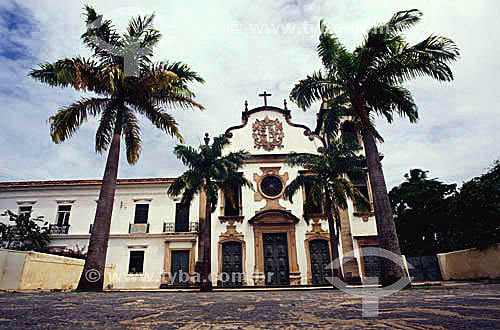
[
  {"xmin": 325, "ymin": 192, "xmax": 343, "ymax": 282},
  {"xmin": 195, "ymin": 188, "xmax": 206, "ymax": 285},
  {"xmin": 360, "ymin": 125, "xmax": 404, "ymax": 286},
  {"xmin": 77, "ymin": 109, "xmax": 122, "ymax": 291},
  {"xmin": 200, "ymin": 198, "xmax": 212, "ymax": 292}
]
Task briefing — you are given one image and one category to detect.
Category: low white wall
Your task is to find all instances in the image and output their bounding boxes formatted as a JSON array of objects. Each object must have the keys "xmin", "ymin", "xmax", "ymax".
[
  {"xmin": 437, "ymin": 244, "xmax": 500, "ymax": 281},
  {"xmin": 0, "ymin": 249, "xmax": 115, "ymax": 290},
  {"xmin": 0, "ymin": 249, "xmax": 26, "ymax": 289}
]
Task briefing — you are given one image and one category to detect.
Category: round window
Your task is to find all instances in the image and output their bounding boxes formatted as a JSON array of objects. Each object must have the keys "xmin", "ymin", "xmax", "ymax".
[{"xmin": 260, "ymin": 175, "xmax": 283, "ymax": 197}]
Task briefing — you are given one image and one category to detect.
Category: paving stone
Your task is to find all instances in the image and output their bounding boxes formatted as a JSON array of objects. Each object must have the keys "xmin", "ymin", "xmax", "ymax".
[{"xmin": 0, "ymin": 283, "xmax": 499, "ymax": 329}]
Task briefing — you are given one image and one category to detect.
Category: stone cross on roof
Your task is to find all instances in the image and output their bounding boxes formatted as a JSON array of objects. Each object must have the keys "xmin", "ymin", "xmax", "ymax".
[{"xmin": 258, "ymin": 91, "xmax": 272, "ymax": 106}]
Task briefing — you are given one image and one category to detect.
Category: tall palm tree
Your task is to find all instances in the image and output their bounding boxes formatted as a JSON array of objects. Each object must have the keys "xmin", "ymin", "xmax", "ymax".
[
  {"xmin": 168, "ymin": 134, "xmax": 252, "ymax": 291},
  {"xmin": 29, "ymin": 6, "xmax": 204, "ymax": 291},
  {"xmin": 290, "ymin": 9, "xmax": 459, "ymax": 285},
  {"xmin": 285, "ymin": 139, "xmax": 370, "ymax": 283}
]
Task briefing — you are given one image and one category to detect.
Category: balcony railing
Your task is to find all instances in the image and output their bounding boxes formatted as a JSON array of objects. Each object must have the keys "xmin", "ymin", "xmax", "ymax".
[
  {"xmin": 129, "ymin": 223, "xmax": 150, "ymax": 234},
  {"xmin": 49, "ymin": 224, "xmax": 70, "ymax": 234},
  {"xmin": 163, "ymin": 222, "xmax": 199, "ymax": 233}
]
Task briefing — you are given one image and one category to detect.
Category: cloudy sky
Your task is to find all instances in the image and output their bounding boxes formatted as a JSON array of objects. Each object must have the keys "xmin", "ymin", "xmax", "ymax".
[{"xmin": 0, "ymin": 0, "xmax": 499, "ymax": 189}]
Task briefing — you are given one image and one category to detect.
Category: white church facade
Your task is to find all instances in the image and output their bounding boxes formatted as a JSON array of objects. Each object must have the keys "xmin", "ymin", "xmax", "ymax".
[{"xmin": 0, "ymin": 101, "xmax": 380, "ymax": 289}]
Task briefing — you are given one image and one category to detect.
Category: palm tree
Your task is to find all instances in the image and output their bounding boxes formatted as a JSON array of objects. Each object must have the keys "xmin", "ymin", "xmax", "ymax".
[
  {"xmin": 29, "ymin": 6, "xmax": 204, "ymax": 291},
  {"xmin": 285, "ymin": 139, "xmax": 370, "ymax": 283},
  {"xmin": 290, "ymin": 9, "xmax": 459, "ymax": 285},
  {"xmin": 167, "ymin": 134, "xmax": 252, "ymax": 291}
]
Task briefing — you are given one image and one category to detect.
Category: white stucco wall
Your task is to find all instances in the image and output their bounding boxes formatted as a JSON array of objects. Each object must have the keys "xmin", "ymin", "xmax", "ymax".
[
  {"xmin": 0, "ymin": 107, "xmax": 380, "ymax": 289},
  {"xmin": 214, "ymin": 108, "xmax": 353, "ymax": 285},
  {"xmin": 347, "ymin": 199, "xmax": 378, "ymax": 237},
  {"xmin": 224, "ymin": 109, "xmax": 323, "ymax": 156},
  {"xmin": 0, "ymin": 181, "xmax": 200, "ymax": 289}
]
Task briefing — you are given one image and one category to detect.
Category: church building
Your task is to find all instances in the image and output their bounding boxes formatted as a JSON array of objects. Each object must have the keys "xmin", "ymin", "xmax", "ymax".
[{"xmin": 0, "ymin": 96, "xmax": 380, "ymax": 289}]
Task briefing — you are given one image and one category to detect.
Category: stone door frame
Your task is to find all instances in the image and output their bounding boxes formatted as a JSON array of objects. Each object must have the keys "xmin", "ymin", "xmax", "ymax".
[{"xmin": 250, "ymin": 210, "xmax": 301, "ymax": 286}]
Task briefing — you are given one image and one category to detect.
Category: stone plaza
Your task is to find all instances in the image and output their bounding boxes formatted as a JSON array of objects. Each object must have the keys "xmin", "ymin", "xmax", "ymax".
[{"xmin": 0, "ymin": 283, "xmax": 499, "ymax": 329}]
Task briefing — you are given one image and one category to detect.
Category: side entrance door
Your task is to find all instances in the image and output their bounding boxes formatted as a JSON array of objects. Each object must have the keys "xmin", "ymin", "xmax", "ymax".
[
  {"xmin": 263, "ymin": 233, "xmax": 290, "ymax": 285},
  {"xmin": 221, "ymin": 242, "xmax": 243, "ymax": 286},
  {"xmin": 170, "ymin": 250, "xmax": 190, "ymax": 285},
  {"xmin": 309, "ymin": 239, "xmax": 332, "ymax": 284}
]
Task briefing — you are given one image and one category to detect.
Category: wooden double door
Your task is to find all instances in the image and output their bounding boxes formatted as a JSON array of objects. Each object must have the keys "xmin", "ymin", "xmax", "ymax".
[
  {"xmin": 263, "ymin": 233, "xmax": 290, "ymax": 285},
  {"xmin": 309, "ymin": 239, "xmax": 333, "ymax": 285},
  {"xmin": 221, "ymin": 242, "xmax": 243, "ymax": 286},
  {"xmin": 170, "ymin": 250, "xmax": 190, "ymax": 285}
]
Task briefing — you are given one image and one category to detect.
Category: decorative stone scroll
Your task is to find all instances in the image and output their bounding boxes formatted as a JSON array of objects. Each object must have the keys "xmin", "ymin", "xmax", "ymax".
[{"xmin": 252, "ymin": 116, "xmax": 284, "ymax": 152}]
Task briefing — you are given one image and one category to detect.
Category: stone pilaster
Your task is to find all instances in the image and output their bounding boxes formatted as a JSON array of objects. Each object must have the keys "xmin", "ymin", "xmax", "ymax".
[{"xmin": 339, "ymin": 208, "xmax": 362, "ymax": 284}]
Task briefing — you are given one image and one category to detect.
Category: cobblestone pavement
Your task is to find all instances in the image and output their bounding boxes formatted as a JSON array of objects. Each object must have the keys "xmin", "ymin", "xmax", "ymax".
[{"xmin": 0, "ymin": 283, "xmax": 499, "ymax": 329}]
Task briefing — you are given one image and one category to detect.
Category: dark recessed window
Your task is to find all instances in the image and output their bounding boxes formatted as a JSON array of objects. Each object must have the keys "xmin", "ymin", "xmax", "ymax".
[
  {"xmin": 19, "ymin": 206, "xmax": 32, "ymax": 217},
  {"xmin": 304, "ymin": 182, "xmax": 322, "ymax": 214},
  {"xmin": 128, "ymin": 250, "xmax": 145, "ymax": 274},
  {"xmin": 57, "ymin": 205, "xmax": 71, "ymax": 226},
  {"xmin": 350, "ymin": 174, "xmax": 370, "ymax": 211},
  {"xmin": 134, "ymin": 204, "xmax": 149, "ymax": 224},
  {"xmin": 260, "ymin": 176, "xmax": 283, "ymax": 197},
  {"xmin": 341, "ymin": 121, "xmax": 360, "ymax": 145},
  {"xmin": 224, "ymin": 183, "xmax": 241, "ymax": 216},
  {"xmin": 175, "ymin": 203, "xmax": 190, "ymax": 232}
]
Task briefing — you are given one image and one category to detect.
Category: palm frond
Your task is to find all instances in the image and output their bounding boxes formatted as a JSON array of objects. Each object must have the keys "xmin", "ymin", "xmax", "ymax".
[
  {"xmin": 29, "ymin": 57, "xmax": 108, "ymax": 93},
  {"xmin": 341, "ymin": 176, "xmax": 371, "ymax": 212},
  {"xmin": 318, "ymin": 20, "xmax": 349, "ymax": 71},
  {"xmin": 287, "ymin": 152, "xmax": 321, "ymax": 169},
  {"xmin": 173, "ymin": 145, "xmax": 203, "ymax": 168},
  {"xmin": 322, "ymin": 96, "xmax": 350, "ymax": 139},
  {"xmin": 49, "ymin": 97, "xmax": 110, "ymax": 144},
  {"xmin": 159, "ymin": 61, "xmax": 205, "ymax": 84},
  {"xmin": 205, "ymin": 181, "xmax": 219, "ymax": 212},
  {"xmin": 167, "ymin": 169, "xmax": 202, "ymax": 200},
  {"xmin": 285, "ymin": 175, "xmax": 317, "ymax": 203},
  {"xmin": 82, "ymin": 5, "xmax": 123, "ymax": 66},
  {"xmin": 131, "ymin": 100, "xmax": 184, "ymax": 142},
  {"xmin": 126, "ymin": 13, "xmax": 157, "ymax": 39},
  {"xmin": 95, "ymin": 103, "xmax": 116, "ymax": 153},
  {"xmin": 211, "ymin": 135, "xmax": 231, "ymax": 155},
  {"xmin": 142, "ymin": 62, "xmax": 205, "ymax": 110},
  {"xmin": 290, "ymin": 71, "xmax": 343, "ymax": 110},
  {"xmin": 121, "ymin": 108, "xmax": 142, "ymax": 164},
  {"xmin": 364, "ymin": 84, "xmax": 418, "ymax": 123},
  {"xmin": 368, "ymin": 35, "xmax": 459, "ymax": 85},
  {"xmin": 386, "ymin": 9, "xmax": 422, "ymax": 34},
  {"xmin": 152, "ymin": 90, "xmax": 205, "ymax": 110}
]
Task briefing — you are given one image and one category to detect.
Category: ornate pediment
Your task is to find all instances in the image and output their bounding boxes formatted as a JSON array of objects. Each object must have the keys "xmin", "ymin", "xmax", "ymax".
[{"xmin": 252, "ymin": 116, "xmax": 284, "ymax": 152}]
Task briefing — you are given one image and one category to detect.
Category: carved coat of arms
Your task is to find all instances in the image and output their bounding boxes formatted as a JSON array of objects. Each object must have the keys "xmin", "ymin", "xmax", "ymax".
[{"xmin": 252, "ymin": 116, "xmax": 284, "ymax": 151}]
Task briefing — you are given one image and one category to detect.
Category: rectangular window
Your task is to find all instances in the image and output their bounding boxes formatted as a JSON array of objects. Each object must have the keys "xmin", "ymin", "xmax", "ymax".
[
  {"xmin": 134, "ymin": 204, "xmax": 149, "ymax": 224},
  {"xmin": 175, "ymin": 203, "xmax": 190, "ymax": 232},
  {"xmin": 128, "ymin": 250, "xmax": 145, "ymax": 274},
  {"xmin": 57, "ymin": 205, "xmax": 71, "ymax": 226},
  {"xmin": 304, "ymin": 181, "xmax": 322, "ymax": 214},
  {"xmin": 19, "ymin": 206, "xmax": 32, "ymax": 217},
  {"xmin": 350, "ymin": 175, "xmax": 370, "ymax": 211},
  {"xmin": 224, "ymin": 183, "xmax": 241, "ymax": 216}
]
